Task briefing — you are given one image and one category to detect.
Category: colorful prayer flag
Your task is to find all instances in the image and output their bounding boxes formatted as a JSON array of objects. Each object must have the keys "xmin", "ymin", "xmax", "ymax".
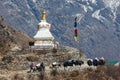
[
  {"xmin": 74, "ymin": 22, "xmax": 77, "ymax": 27},
  {"xmin": 74, "ymin": 29, "xmax": 78, "ymax": 35},
  {"xmin": 73, "ymin": 17, "xmax": 78, "ymax": 42},
  {"xmin": 74, "ymin": 36, "xmax": 78, "ymax": 42}
]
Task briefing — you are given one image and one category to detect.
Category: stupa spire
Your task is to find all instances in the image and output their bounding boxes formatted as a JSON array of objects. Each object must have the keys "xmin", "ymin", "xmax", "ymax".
[{"xmin": 41, "ymin": 9, "xmax": 46, "ymax": 21}]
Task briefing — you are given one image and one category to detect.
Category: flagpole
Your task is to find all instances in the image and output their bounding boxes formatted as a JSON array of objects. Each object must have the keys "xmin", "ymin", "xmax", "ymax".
[
  {"xmin": 74, "ymin": 17, "xmax": 82, "ymax": 58},
  {"xmin": 78, "ymin": 37, "xmax": 82, "ymax": 58},
  {"xmin": 77, "ymin": 20, "xmax": 83, "ymax": 59}
]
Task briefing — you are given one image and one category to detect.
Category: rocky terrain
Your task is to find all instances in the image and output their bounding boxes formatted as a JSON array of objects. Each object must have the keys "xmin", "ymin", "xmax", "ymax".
[
  {"xmin": 0, "ymin": 17, "xmax": 87, "ymax": 79},
  {"xmin": 0, "ymin": 16, "xmax": 75, "ymax": 70},
  {"xmin": 0, "ymin": 16, "xmax": 32, "ymax": 55},
  {"xmin": 0, "ymin": 62, "xmax": 120, "ymax": 80}
]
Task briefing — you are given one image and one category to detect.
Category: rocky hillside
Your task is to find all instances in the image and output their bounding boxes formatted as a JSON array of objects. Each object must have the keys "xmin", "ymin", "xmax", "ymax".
[
  {"xmin": 0, "ymin": 16, "xmax": 86, "ymax": 72},
  {"xmin": 0, "ymin": 16, "xmax": 32, "ymax": 54},
  {"xmin": 0, "ymin": 0, "xmax": 120, "ymax": 61},
  {"xmin": 0, "ymin": 44, "xmax": 87, "ymax": 80}
]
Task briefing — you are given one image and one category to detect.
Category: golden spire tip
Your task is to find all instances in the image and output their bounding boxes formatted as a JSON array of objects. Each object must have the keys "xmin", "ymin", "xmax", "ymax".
[{"xmin": 41, "ymin": 9, "xmax": 46, "ymax": 20}]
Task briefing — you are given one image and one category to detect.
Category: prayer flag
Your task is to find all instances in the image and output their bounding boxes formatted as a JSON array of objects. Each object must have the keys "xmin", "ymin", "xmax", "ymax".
[{"xmin": 73, "ymin": 17, "xmax": 78, "ymax": 42}]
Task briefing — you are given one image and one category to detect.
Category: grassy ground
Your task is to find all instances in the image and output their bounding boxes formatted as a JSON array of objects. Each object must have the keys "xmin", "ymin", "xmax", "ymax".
[{"xmin": 0, "ymin": 65, "xmax": 120, "ymax": 80}]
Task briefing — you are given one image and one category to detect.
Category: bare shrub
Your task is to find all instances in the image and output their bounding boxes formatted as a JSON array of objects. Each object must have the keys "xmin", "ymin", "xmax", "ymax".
[
  {"xmin": 0, "ymin": 77, "xmax": 8, "ymax": 80},
  {"xmin": 106, "ymin": 65, "xmax": 120, "ymax": 80},
  {"xmin": 2, "ymin": 55, "xmax": 14, "ymax": 63},
  {"xmin": 12, "ymin": 73, "xmax": 24, "ymax": 80},
  {"xmin": 70, "ymin": 70, "xmax": 79, "ymax": 77},
  {"xmin": 27, "ymin": 74, "xmax": 36, "ymax": 80},
  {"xmin": 52, "ymin": 48, "xmax": 57, "ymax": 53},
  {"xmin": 26, "ymin": 55, "xmax": 39, "ymax": 61},
  {"xmin": 50, "ymin": 68, "xmax": 59, "ymax": 76}
]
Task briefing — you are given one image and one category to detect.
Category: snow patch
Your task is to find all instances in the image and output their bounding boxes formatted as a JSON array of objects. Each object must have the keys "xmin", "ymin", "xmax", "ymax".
[
  {"xmin": 82, "ymin": 0, "xmax": 97, "ymax": 4},
  {"xmin": 88, "ymin": 6, "xmax": 93, "ymax": 11},
  {"xmin": 27, "ymin": 4, "xmax": 30, "ymax": 9},
  {"xmin": 81, "ymin": 5, "xmax": 88, "ymax": 12},
  {"xmin": 92, "ymin": 9, "xmax": 108, "ymax": 23},
  {"xmin": 75, "ymin": 14, "xmax": 84, "ymax": 22},
  {"xmin": 103, "ymin": 0, "xmax": 120, "ymax": 21},
  {"xmin": 89, "ymin": 0, "xmax": 97, "ymax": 4},
  {"xmin": 65, "ymin": 0, "xmax": 75, "ymax": 3},
  {"xmin": 32, "ymin": 0, "xmax": 36, "ymax": 3},
  {"xmin": 103, "ymin": 0, "xmax": 120, "ymax": 9},
  {"xmin": 92, "ymin": 10, "xmax": 101, "ymax": 20},
  {"xmin": 81, "ymin": 4, "xmax": 93, "ymax": 12}
]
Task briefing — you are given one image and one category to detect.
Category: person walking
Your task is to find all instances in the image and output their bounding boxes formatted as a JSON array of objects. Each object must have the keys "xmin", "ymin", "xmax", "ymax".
[{"xmin": 29, "ymin": 62, "xmax": 34, "ymax": 72}]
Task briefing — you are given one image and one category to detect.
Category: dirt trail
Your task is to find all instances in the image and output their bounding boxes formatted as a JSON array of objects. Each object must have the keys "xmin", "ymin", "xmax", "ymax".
[{"xmin": 0, "ymin": 63, "xmax": 96, "ymax": 78}]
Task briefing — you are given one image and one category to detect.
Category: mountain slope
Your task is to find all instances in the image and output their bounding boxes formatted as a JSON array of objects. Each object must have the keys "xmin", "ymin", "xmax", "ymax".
[
  {"xmin": 0, "ymin": 16, "xmax": 32, "ymax": 54},
  {"xmin": 0, "ymin": 0, "xmax": 120, "ymax": 61}
]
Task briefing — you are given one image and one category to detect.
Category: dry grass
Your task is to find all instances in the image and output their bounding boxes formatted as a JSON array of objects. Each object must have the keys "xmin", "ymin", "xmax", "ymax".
[
  {"xmin": 0, "ymin": 17, "xmax": 32, "ymax": 55},
  {"xmin": 45, "ymin": 65, "xmax": 120, "ymax": 80},
  {"xmin": 0, "ymin": 52, "xmax": 120, "ymax": 80}
]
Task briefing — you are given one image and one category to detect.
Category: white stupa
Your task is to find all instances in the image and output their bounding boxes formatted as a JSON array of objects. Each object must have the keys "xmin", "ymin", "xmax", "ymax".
[{"xmin": 33, "ymin": 9, "xmax": 58, "ymax": 49}]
